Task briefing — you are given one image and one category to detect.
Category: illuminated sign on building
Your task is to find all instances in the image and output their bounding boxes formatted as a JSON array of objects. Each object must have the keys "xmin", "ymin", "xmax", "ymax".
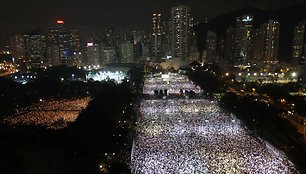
[
  {"xmin": 87, "ymin": 43, "xmax": 94, "ymax": 47},
  {"xmin": 242, "ymin": 16, "xmax": 252, "ymax": 22},
  {"xmin": 57, "ymin": 20, "xmax": 65, "ymax": 24}
]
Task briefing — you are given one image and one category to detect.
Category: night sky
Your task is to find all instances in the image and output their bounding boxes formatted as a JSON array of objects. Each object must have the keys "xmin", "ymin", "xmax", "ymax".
[{"xmin": 0, "ymin": 0, "xmax": 305, "ymax": 36}]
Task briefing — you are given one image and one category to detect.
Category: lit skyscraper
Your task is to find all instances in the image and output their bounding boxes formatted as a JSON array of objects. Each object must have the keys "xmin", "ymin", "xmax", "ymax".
[
  {"xmin": 251, "ymin": 20, "xmax": 279, "ymax": 64},
  {"xmin": 292, "ymin": 21, "xmax": 306, "ymax": 65},
  {"xmin": 70, "ymin": 28, "xmax": 82, "ymax": 66},
  {"xmin": 152, "ymin": 13, "xmax": 163, "ymax": 59},
  {"xmin": 47, "ymin": 20, "xmax": 73, "ymax": 66},
  {"xmin": 86, "ymin": 42, "xmax": 101, "ymax": 66},
  {"xmin": 27, "ymin": 32, "xmax": 46, "ymax": 68},
  {"xmin": 10, "ymin": 34, "xmax": 28, "ymax": 71},
  {"xmin": 262, "ymin": 20, "xmax": 280, "ymax": 63},
  {"xmin": 234, "ymin": 15, "xmax": 253, "ymax": 67},
  {"xmin": 170, "ymin": 5, "xmax": 191, "ymax": 64},
  {"xmin": 47, "ymin": 45, "xmax": 60, "ymax": 66},
  {"xmin": 10, "ymin": 32, "xmax": 46, "ymax": 70},
  {"xmin": 10, "ymin": 35, "xmax": 26, "ymax": 62}
]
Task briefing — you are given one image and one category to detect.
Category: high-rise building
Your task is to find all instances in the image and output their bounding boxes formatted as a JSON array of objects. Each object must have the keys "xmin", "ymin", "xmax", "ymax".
[
  {"xmin": 70, "ymin": 29, "xmax": 82, "ymax": 66},
  {"xmin": 47, "ymin": 20, "xmax": 73, "ymax": 66},
  {"xmin": 206, "ymin": 31, "xmax": 217, "ymax": 63},
  {"xmin": 225, "ymin": 27, "xmax": 235, "ymax": 64},
  {"xmin": 47, "ymin": 45, "xmax": 60, "ymax": 66},
  {"xmin": 132, "ymin": 30, "xmax": 143, "ymax": 45},
  {"xmin": 120, "ymin": 41, "xmax": 134, "ymax": 63},
  {"xmin": 152, "ymin": 13, "xmax": 163, "ymax": 60},
  {"xmin": 251, "ymin": 27, "xmax": 264, "ymax": 62},
  {"xmin": 10, "ymin": 35, "xmax": 27, "ymax": 62},
  {"xmin": 188, "ymin": 29, "xmax": 198, "ymax": 63},
  {"xmin": 262, "ymin": 20, "xmax": 280, "ymax": 63},
  {"xmin": 234, "ymin": 15, "xmax": 253, "ymax": 67},
  {"xmin": 10, "ymin": 34, "xmax": 27, "ymax": 71},
  {"xmin": 102, "ymin": 27, "xmax": 116, "ymax": 47},
  {"xmin": 115, "ymin": 30, "xmax": 134, "ymax": 62},
  {"xmin": 170, "ymin": 5, "xmax": 191, "ymax": 64},
  {"xmin": 10, "ymin": 32, "xmax": 46, "ymax": 69},
  {"xmin": 101, "ymin": 27, "xmax": 123, "ymax": 63},
  {"xmin": 133, "ymin": 42, "xmax": 142, "ymax": 62},
  {"xmin": 101, "ymin": 47, "xmax": 116, "ymax": 64},
  {"xmin": 26, "ymin": 32, "xmax": 46, "ymax": 68},
  {"xmin": 86, "ymin": 42, "xmax": 101, "ymax": 66},
  {"xmin": 251, "ymin": 20, "xmax": 280, "ymax": 64},
  {"xmin": 292, "ymin": 21, "xmax": 306, "ymax": 65},
  {"xmin": 196, "ymin": 18, "xmax": 208, "ymax": 64}
]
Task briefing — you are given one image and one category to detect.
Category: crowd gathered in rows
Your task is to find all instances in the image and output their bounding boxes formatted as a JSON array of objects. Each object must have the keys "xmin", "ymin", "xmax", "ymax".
[
  {"xmin": 131, "ymin": 74, "xmax": 297, "ymax": 173},
  {"xmin": 143, "ymin": 74, "xmax": 202, "ymax": 95},
  {"xmin": 3, "ymin": 97, "xmax": 90, "ymax": 129}
]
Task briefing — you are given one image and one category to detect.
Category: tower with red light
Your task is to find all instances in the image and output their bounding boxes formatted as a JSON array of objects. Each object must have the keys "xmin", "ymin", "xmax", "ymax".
[
  {"xmin": 57, "ymin": 20, "xmax": 64, "ymax": 24},
  {"xmin": 56, "ymin": 20, "xmax": 65, "ymax": 29}
]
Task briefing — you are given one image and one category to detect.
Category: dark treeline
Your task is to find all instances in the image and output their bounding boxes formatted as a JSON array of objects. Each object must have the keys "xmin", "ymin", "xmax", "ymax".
[
  {"xmin": 241, "ymin": 82, "xmax": 306, "ymax": 116},
  {"xmin": 0, "ymin": 66, "xmax": 144, "ymax": 174},
  {"xmin": 186, "ymin": 63, "xmax": 226, "ymax": 97}
]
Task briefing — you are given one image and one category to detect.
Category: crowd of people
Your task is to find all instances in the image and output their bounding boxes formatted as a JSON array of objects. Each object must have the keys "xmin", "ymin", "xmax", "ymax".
[
  {"xmin": 143, "ymin": 74, "xmax": 202, "ymax": 95},
  {"xmin": 3, "ymin": 97, "xmax": 90, "ymax": 129},
  {"xmin": 131, "ymin": 74, "xmax": 298, "ymax": 173}
]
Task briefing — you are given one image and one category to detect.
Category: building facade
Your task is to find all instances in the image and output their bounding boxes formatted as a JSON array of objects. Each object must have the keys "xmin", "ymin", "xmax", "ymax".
[
  {"xmin": 152, "ymin": 13, "xmax": 163, "ymax": 60},
  {"xmin": 170, "ymin": 5, "xmax": 191, "ymax": 64},
  {"xmin": 234, "ymin": 15, "xmax": 253, "ymax": 67},
  {"xmin": 292, "ymin": 21, "xmax": 306, "ymax": 65},
  {"xmin": 120, "ymin": 41, "xmax": 134, "ymax": 63},
  {"xmin": 101, "ymin": 47, "xmax": 116, "ymax": 64},
  {"xmin": 251, "ymin": 20, "xmax": 280, "ymax": 64},
  {"xmin": 225, "ymin": 27, "xmax": 235, "ymax": 64},
  {"xmin": 47, "ymin": 20, "xmax": 73, "ymax": 66},
  {"xmin": 262, "ymin": 20, "xmax": 280, "ymax": 63},
  {"xmin": 86, "ymin": 43, "xmax": 101, "ymax": 66}
]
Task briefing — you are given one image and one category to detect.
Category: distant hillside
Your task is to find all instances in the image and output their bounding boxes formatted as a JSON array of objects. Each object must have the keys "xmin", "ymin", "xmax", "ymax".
[
  {"xmin": 208, "ymin": 7, "xmax": 269, "ymax": 35},
  {"xmin": 195, "ymin": 3, "xmax": 306, "ymax": 62}
]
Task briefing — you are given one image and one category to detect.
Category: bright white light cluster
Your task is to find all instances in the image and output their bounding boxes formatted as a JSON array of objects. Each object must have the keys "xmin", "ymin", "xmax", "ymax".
[
  {"xmin": 143, "ymin": 73, "xmax": 202, "ymax": 95},
  {"xmin": 87, "ymin": 71, "xmax": 126, "ymax": 83},
  {"xmin": 131, "ymin": 76, "xmax": 298, "ymax": 174}
]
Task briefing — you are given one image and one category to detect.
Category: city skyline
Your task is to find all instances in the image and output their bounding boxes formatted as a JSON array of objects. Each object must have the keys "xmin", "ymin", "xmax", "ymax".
[
  {"xmin": 0, "ymin": 0, "xmax": 305, "ymax": 36},
  {"xmin": 2, "ymin": 1, "xmax": 306, "ymax": 69},
  {"xmin": 1, "ymin": 1, "xmax": 306, "ymax": 173}
]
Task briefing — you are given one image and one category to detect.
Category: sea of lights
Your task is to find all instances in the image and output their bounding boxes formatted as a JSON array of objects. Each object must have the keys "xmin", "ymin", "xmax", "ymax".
[
  {"xmin": 131, "ymin": 75, "xmax": 297, "ymax": 174},
  {"xmin": 143, "ymin": 73, "xmax": 202, "ymax": 95},
  {"xmin": 4, "ymin": 97, "xmax": 90, "ymax": 129}
]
